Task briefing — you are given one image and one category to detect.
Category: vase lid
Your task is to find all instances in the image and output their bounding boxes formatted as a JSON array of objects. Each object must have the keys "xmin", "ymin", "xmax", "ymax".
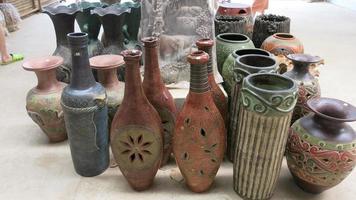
[
  {"xmin": 287, "ymin": 54, "xmax": 322, "ymax": 64},
  {"xmin": 307, "ymin": 97, "xmax": 356, "ymax": 122},
  {"xmin": 90, "ymin": 55, "xmax": 124, "ymax": 70},
  {"xmin": 23, "ymin": 56, "xmax": 63, "ymax": 72}
]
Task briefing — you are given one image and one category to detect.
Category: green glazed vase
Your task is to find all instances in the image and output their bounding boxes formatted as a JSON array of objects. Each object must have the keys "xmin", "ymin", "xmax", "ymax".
[
  {"xmin": 216, "ymin": 33, "xmax": 254, "ymax": 74},
  {"xmin": 233, "ymin": 73, "xmax": 298, "ymax": 200}
]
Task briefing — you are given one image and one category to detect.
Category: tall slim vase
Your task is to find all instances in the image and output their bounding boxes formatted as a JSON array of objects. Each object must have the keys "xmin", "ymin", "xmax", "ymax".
[
  {"xmin": 233, "ymin": 73, "xmax": 297, "ymax": 200},
  {"xmin": 61, "ymin": 32, "xmax": 109, "ymax": 177}
]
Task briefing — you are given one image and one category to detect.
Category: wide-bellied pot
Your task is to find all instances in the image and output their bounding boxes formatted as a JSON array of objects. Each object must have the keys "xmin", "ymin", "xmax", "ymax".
[
  {"xmin": 142, "ymin": 37, "xmax": 177, "ymax": 167},
  {"xmin": 76, "ymin": 1, "xmax": 104, "ymax": 58},
  {"xmin": 227, "ymin": 54, "xmax": 277, "ymax": 162},
  {"xmin": 216, "ymin": 33, "xmax": 254, "ymax": 73},
  {"xmin": 23, "ymin": 56, "xmax": 67, "ymax": 143},
  {"xmin": 196, "ymin": 38, "xmax": 228, "ymax": 124},
  {"xmin": 61, "ymin": 32, "xmax": 109, "ymax": 177},
  {"xmin": 261, "ymin": 33, "xmax": 304, "ymax": 56},
  {"xmin": 43, "ymin": 4, "xmax": 81, "ymax": 83},
  {"xmin": 233, "ymin": 73, "xmax": 298, "ymax": 200},
  {"xmin": 283, "ymin": 54, "xmax": 321, "ymax": 125},
  {"xmin": 252, "ymin": 14, "xmax": 290, "ymax": 48},
  {"xmin": 111, "ymin": 50, "xmax": 163, "ymax": 191},
  {"xmin": 173, "ymin": 51, "xmax": 226, "ymax": 193},
  {"xmin": 89, "ymin": 54, "xmax": 125, "ymax": 130},
  {"xmin": 286, "ymin": 97, "xmax": 356, "ymax": 194}
]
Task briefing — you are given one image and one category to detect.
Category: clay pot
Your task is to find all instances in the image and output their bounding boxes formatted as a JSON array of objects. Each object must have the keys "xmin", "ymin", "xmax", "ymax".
[
  {"xmin": 142, "ymin": 37, "xmax": 178, "ymax": 166},
  {"xmin": 111, "ymin": 50, "xmax": 163, "ymax": 191},
  {"xmin": 196, "ymin": 38, "xmax": 228, "ymax": 124},
  {"xmin": 216, "ymin": 33, "xmax": 255, "ymax": 73},
  {"xmin": 233, "ymin": 73, "xmax": 298, "ymax": 200},
  {"xmin": 61, "ymin": 32, "xmax": 109, "ymax": 177},
  {"xmin": 252, "ymin": 14, "xmax": 290, "ymax": 48},
  {"xmin": 261, "ymin": 33, "xmax": 304, "ymax": 56},
  {"xmin": 173, "ymin": 51, "xmax": 226, "ymax": 193},
  {"xmin": 227, "ymin": 54, "xmax": 277, "ymax": 162},
  {"xmin": 89, "ymin": 54, "xmax": 125, "ymax": 130},
  {"xmin": 23, "ymin": 56, "xmax": 67, "ymax": 143},
  {"xmin": 286, "ymin": 97, "xmax": 356, "ymax": 194},
  {"xmin": 42, "ymin": 4, "xmax": 81, "ymax": 83},
  {"xmin": 283, "ymin": 54, "xmax": 322, "ymax": 125}
]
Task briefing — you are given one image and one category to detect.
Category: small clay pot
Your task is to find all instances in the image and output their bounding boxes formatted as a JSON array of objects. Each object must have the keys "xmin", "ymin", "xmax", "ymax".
[
  {"xmin": 173, "ymin": 50, "xmax": 226, "ymax": 193},
  {"xmin": 286, "ymin": 97, "xmax": 356, "ymax": 194},
  {"xmin": 23, "ymin": 56, "xmax": 67, "ymax": 143},
  {"xmin": 261, "ymin": 33, "xmax": 304, "ymax": 56}
]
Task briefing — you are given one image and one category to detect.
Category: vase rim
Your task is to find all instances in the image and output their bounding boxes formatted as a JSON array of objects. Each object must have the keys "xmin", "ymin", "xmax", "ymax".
[
  {"xmin": 236, "ymin": 54, "xmax": 276, "ymax": 70},
  {"xmin": 142, "ymin": 37, "xmax": 159, "ymax": 47},
  {"xmin": 273, "ymin": 33, "xmax": 295, "ymax": 40},
  {"xmin": 121, "ymin": 50, "xmax": 142, "ymax": 61},
  {"xmin": 233, "ymin": 48, "xmax": 271, "ymax": 57},
  {"xmin": 245, "ymin": 73, "xmax": 297, "ymax": 94},
  {"xmin": 287, "ymin": 53, "xmax": 322, "ymax": 64},
  {"xmin": 90, "ymin": 55, "xmax": 124, "ymax": 70},
  {"xmin": 217, "ymin": 33, "xmax": 250, "ymax": 43},
  {"xmin": 307, "ymin": 98, "xmax": 356, "ymax": 122},
  {"xmin": 75, "ymin": 1, "xmax": 104, "ymax": 10},
  {"xmin": 42, "ymin": 4, "xmax": 82, "ymax": 15},
  {"xmin": 218, "ymin": 2, "xmax": 250, "ymax": 9},
  {"xmin": 187, "ymin": 50, "xmax": 209, "ymax": 65},
  {"xmin": 23, "ymin": 56, "xmax": 63, "ymax": 72},
  {"xmin": 257, "ymin": 14, "xmax": 290, "ymax": 23},
  {"xmin": 91, "ymin": 5, "xmax": 131, "ymax": 16}
]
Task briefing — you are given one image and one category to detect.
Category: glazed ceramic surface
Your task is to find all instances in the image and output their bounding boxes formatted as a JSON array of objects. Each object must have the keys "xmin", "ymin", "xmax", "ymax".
[
  {"xmin": 216, "ymin": 33, "xmax": 254, "ymax": 73},
  {"xmin": 23, "ymin": 56, "xmax": 67, "ymax": 143},
  {"xmin": 61, "ymin": 33, "xmax": 109, "ymax": 177},
  {"xmin": 142, "ymin": 37, "xmax": 177, "ymax": 167},
  {"xmin": 261, "ymin": 33, "xmax": 304, "ymax": 56},
  {"xmin": 173, "ymin": 51, "xmax": 226, "ymax": 193},
  {"xmin": 233, "ymin": 73, "xmax": 298, "ymax": 200},
  {"xmin": 111, "ymin": 50, "xmax": 163, "ymax": 191}
]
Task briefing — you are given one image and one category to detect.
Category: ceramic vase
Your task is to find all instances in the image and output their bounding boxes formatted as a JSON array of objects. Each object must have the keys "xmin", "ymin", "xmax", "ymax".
[
  {"xmin": 89, "ymin": 54, "xmax": 125, "ymax": 130},
  {"xmin": 283, "ymin": 54, "xmax": 322, "ymax": 125},
  {"xmin": 252, "ymin": 14, "xmax": 290, "ymax": 48},
  {"xmin": 43, "ymin": 4, "xmax": 81, "ymax": 83},
  {"xmin": 261, "ymin": 33, "xmax": 304, "ymax": 56},
  {"xmin": 233, "ymin": 73, "xmax": 298, "ymax": 200},
  {"xmin": 111, "ymin": 50, "xmax": 163, "ymax": 191},
  {"xmin": 215, "ymin": 16, "xmax": 248, "ymax": 37},
  {"xmin": 61, "ymin": 32, "xmax": 109, "ymax": 177},
  {"xmin": 286, "ymin": 98, "xmax": 356, "ymax": 194},
  {"xmin": 121, "ymin": 1, "xmax": 141, "ymax": 50},
  {"xmin": 23, "ymin": 56, "xmax": 67, "ymax": 143},
  {"xmin": 173, "ymin": 51, "xmax": 226, "ymax": 193},
  {"xmin": 227, "ymin": 54, "xmax": 277, "ymax": 162},
  {"xmin": 216, "ymin": 33, "xmax": 254, "ymax": 74},
  {"xmin": 196, "ymin": 38, "xmax": 228, "ymax": 124}
]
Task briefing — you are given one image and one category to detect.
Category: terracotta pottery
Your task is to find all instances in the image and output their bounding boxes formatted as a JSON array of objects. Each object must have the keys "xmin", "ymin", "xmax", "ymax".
[
  {"xmin": 23, "ymin": 56, "xmax": 67, "ymax": 143},
  {"xmin": 283, "ymin": 54, "xmax": 322, "ymax": 125},
  {"xmin": 111, "ymin": 50, "xmax": 163, "ymax": 191},
  {"xmin": 61, "ymin": 32, "xmax": 109, "ymax": 177},
  {"xmin": 233, "ymin": 73, "xmax": 298, "ymax": 200},
  {"xmin": 227, "ymin": 54, "xmax": 277, "ymax": 162},
  {"xmin": 173, "ymin": 51, "xmax": 226, "ymax": 193},
  {"xmin": 142, "ymin": 37, "xmax": 178, "ymax": 166},
  {"xmin": 216, "ymin": 33, "xmax": 255, "ymax": 73},
  {"xmin": 89, "ymin": 54, "xmax": 125, "ymax": 129},
  {"xmin": 43, "ymin": 4, "xmax": 81, "ymax": 83},
  {"xmin": 286, "ymin": 97, "xmax": 356, "ymax": 194},
  {"xmin": 261, "ymin": 33, "xmax": 304, "ymax": 56},
  {"xmin": 252, "ymin": 14, "xmax": 290, "ymax": 48},
  {"xmin": 196, "ymin": 38, "xmax": 228, "ymax": 124}
]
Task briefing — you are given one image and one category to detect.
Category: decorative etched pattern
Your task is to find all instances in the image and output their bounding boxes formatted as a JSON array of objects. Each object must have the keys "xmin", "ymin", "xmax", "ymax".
[{"xmin": 286, "ymin": 123, "xmax": 356, "ymax": 187}]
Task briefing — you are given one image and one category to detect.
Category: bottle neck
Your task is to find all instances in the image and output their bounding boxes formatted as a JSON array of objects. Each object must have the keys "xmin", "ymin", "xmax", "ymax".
[
  {"xmin": 102, "ymin": 16, "xmax": 125, "ymax": 45},
  {"xmin": 190, "ymin": 63, "xmax": 209, "ymax": 93},
  {"xmin": 313, "ymin": 114, "xmax": 343, "ymax": 131},
  {"xmin": 97, "ymin": 68, "xmax": 119, "ymax": 89},
  {"xmin": 292, "ymin": 61, "xmax": 311, "ymax": 75},
  {"xmin": 198, "ymin": 46, "xmax": 213, "ymax": 74},
  {"xmin": 124, "ymin": 60, "xmax": 146, "ymax": 101},
  {"xmin": 50, "ymin": 15, "xmax": 76, "ymax": 47},
  {"xmin": 35, "ymin": 69, "xmax": 61, "ymax": 92},
  {"xmin": 143, "ymin": 45, "xmax": 163, "ymax": 87}
]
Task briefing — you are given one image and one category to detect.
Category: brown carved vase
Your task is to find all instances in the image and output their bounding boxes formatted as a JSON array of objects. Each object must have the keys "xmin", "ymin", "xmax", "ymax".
[
  {"xmin": 283, "ymin": 54, "xmax": 322, "ymax": 124},
  {"xmin": 23, "ymin": 56, "xmax": 67, "ymax": 143},
  {"xmin": 173, "ymin": 51, "xmax": 226, "ymax": 193},
  {"xmin": 89, "ymin": 54, "xmax": 125, "ymax": 130},
  {"xmin": 261, "ymin": 33, "xmax": 304, "ymax": 56},
  {"xmin": 196, "ymin": 38, "xmax": 228, "ymax": 124},
  {"xmin": 142, "ymin": 37, "xmax": 178, "ymax": 167},
  {"xmin": 286, "ymin": 97, "xmax": 356, "ymax": 193},
  {"xmin": 110, "ymin": 50, "xmax": 163, "ymax": 191}
]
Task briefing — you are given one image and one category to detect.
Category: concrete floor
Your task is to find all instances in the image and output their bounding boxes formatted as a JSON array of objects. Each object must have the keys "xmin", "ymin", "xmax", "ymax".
[{"xmin": 1, "ymin": 0, "xmax": 356, "ymax": 199}]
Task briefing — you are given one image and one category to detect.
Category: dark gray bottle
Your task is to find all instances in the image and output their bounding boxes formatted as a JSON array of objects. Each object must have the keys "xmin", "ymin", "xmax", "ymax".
[{"xmin": 61, "ymin": 32, "xmax": 109, "ymax": 177}]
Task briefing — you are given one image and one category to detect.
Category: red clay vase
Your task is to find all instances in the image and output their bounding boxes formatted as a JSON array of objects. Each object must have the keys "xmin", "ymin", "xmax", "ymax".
[
  {"xmin": 173, "ymin": 51, "xmax": 226, "ymax": 193},
  {"xmin": 111, "ymin": 50, "xmax": 163, "ymax": 191},
  {"xmin": 142, "ymin": 37, "xmax": 178, "ymax": 166},
  {"xmin": 23, "ymin": 56, "xmax": 67, "ymax": 143},
  {"xmin": 196, "ymin": 38, "xmax": 228, "ymax": 124}
]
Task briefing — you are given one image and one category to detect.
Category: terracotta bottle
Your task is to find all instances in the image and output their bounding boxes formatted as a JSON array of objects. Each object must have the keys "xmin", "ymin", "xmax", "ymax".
[
  {"xmin": 173, "ymin": 51, "xmax": 226, "ymax": 193},
  {"xmin": 142, "ymin": 37, "xmax": 178, "ymax": 166},
  {"xmin": 23, "ymin": 56, "xmax": 67, "ymax": 143},
  {"xmin": 196, "ymin": 38, "xmax": 228, "ymax": 123},
  {"xmin": 111, "ymin": 50, "xmax": 163, "ymax": 191}
]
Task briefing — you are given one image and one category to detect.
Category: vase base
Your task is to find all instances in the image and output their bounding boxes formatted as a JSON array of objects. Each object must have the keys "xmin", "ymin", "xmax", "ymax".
[{"xmin": 291, "ymin": 173, "xmax": 328, "ymax": 194}]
